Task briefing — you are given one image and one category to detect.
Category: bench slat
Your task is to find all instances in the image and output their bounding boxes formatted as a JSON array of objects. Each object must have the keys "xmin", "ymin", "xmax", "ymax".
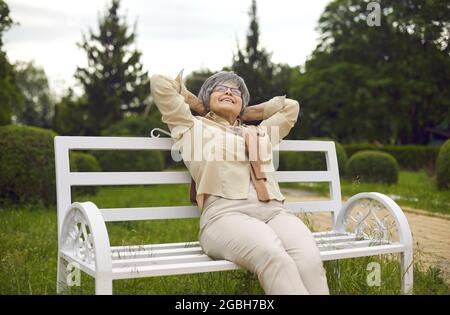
[
  {"xmin": 69, "ymin": 171, "xmax": 191, "ymax": 186},
  {"xmin": 112, "ymin": 254, "xmax": 213, "ymax": 268},
  {"xmin": 317, "ymin": 239, "xmax": 391, "ymax": 251},
  {"xmin": 320, "ymin": 243, "xmax": 405, "ymax": 261},
  {"xmin": 110, "ymin": 243, "xmax": 405, "ymax": 280},
  {"xmin": 111, "ymin": 241, "xmax": 200, "ymax": 252},
  {"xmin": 112, "ymin": 260, "xmax": 241, "ymax": 279},
  {"xmin": 315, "ymin": 234, "xmax": 358, "ymax": 244},
  {"xmin": 58, "ymin": 136, "xmax": 174, "ymax": 150},
  {"xmin": 101, "ymin": 207, "xmax": 200, "ymax": 221},
  {"xmin": 276, "ymin": 171, "xmax": 332, "ymax": 182},
  {"xmin": 284, "ymin": 201, "xmax": 338, "ymax": 213},
  {"xmin": 110, "ymin": 232, "xmax": 352, "ymax": 252},
  {"xmin": 69, "ymin": 171, "xmax": 336, "ymax": 186},
  {"xmin": 100, "ymin": 201, "xmax": 339, "ymax": 221},
  {"xmin": 111, "ymin": 247, "xmax": 203, "ymax": 259},
  {"xmin": 111, "ymin": 240, "xmax": 392, "ymax": 268}
]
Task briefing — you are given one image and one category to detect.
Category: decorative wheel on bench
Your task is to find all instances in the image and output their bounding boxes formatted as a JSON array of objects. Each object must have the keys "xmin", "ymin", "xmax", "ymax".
[{"xmin": 54, "ymin": 136, "xmax": 413, "ymax": 295}]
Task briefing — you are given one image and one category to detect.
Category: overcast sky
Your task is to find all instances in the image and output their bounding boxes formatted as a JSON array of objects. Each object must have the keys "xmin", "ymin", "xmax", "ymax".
[{"xmin": 4, "ymin": 0, "xmax": 330, "ymax": 96}]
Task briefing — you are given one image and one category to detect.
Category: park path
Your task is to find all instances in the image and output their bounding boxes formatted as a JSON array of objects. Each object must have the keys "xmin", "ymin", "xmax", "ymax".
[{"xmin": 281, "ymin": 188, "xmax": 450, "ymax": 285}]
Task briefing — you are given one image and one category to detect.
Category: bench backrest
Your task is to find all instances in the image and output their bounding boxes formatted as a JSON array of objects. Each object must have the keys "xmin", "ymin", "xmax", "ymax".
[{"xmin": 54, "ymin": 136, "xmax": 342, "ymax": 237}]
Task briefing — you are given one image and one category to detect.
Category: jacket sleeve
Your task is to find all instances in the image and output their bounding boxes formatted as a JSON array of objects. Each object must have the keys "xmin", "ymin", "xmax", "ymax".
[
  {"xmin": 150, "ymin": 72, "xmax": 197, "ymax": 140},
  {"xmin": 259, "ymin": 95, "xmax": 300, "ymax": 145}
]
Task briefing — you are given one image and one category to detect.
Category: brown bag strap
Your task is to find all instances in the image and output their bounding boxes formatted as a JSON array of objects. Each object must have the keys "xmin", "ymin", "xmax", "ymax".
[{"xmin": 190, "ymin": 178, "xmax": 197, "ymax": 205}]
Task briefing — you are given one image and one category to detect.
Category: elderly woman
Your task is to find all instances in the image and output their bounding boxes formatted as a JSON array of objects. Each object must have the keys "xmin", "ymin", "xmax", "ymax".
[{"xmin": 150, "ymin": 70, "xmax": 329, "ymax": 295}]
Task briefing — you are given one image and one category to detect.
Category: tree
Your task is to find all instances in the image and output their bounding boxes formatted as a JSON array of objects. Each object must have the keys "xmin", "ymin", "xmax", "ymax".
[
  {"xmin": 13, "ymin": 61, "xmax": 54, "ymax": 128},
  {"xmin": 289, "ymin": 0, "xmax": 450, "ymax": 144},
  {"xmin": 75, "ymin": 0, "xmax": 150, "ymax": 135},
  {"xmin": 52, "ymin": 88, "xmax": 89, "ymax": 136},
  {"xmin": 231, "ymin": 0, "xmax": 292, "ymax": 111},
  {"xmin": 0, "ymin": 0, "xmax": 23, "ymax": 126}
]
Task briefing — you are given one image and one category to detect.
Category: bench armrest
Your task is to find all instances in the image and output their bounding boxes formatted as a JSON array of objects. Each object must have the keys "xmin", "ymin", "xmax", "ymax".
[
  {"xmin": 59, "ymin": 201, "xmax": 112, "ymax": 277},
  {"xmin": 335, "ymin": 192, "xmax": 413, "ymax": 249}
]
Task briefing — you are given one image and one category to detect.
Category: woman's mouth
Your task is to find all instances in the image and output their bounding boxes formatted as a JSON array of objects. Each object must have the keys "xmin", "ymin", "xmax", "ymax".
[{"xmin": 219, "ymin": 97, "xmax": 235, "ymax": 104}]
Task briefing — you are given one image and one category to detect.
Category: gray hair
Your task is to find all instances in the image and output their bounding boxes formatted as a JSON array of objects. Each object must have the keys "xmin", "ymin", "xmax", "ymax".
[{"xmin": 197, "ymin": 71, "xmax": 250, "ymax": 117}]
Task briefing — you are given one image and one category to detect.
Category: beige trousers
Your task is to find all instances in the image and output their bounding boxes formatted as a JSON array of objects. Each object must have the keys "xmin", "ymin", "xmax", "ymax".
[{"xmin": 198, "ymin": 181, "xmax": 330, "ymax": 295}]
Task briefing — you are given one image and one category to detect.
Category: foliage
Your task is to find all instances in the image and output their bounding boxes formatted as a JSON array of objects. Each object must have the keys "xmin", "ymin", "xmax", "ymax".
[
  {"xmin": 92, "ymin": 115, "xmax": 166, "ymax": 171},
  {"xmin": 230, "ymin": 0, "xmax": 294, "ymax": 125},
  {"xmin": 0, "ymin": 185, "xmax": 448, "ymax": 294},
  {"xmin": 0, "ymin": 0, "xmax": 23, "ymax": 126},
  {"xmin": 289, "ymin": 0, "xmax": 450, "ymax": 145},
  {"xmin": 52, "ymin": 88, "xmax": 89, "ymax": 136},
  {"xmin": 436, "ymin": 139, "xmax": 450, "ymax": 190},
  {"xmin": 344, "ymin": 143, "xmax": 440, "ymax": 171},
  {"xmin": 0, "ymin": 125, "xmax": 57, "ymax": 207},
  {"xmin": 75, "ymin": 0, "xmax": 150, "ymax": 135},
  {"xmin": 346, "ymin": 150, "xmax": 399, "ymax": 184},
  {"xmin": 13, "ymin": 61, "xmax": 54, "ymax": 128},
  {"xmin": 70, "ymin": 152, "xmax": 102, "ymax": 197},
  {"xmin": 279, "ymin": 137, "xmax": 348, "ymax": 177}
]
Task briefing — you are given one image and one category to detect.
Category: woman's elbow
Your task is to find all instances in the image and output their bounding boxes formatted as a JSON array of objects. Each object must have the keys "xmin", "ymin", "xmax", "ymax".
[
  {"xmin": 285, "ymin": 99, "xmax": 300, "ymax": 124},
  {"xmin": 150, "ymin": 74, "xmax": 176, "ymax": 96}
]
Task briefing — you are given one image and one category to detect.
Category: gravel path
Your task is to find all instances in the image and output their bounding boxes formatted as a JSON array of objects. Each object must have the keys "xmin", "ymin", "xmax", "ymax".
[{"xmin": 281, "ymin": 188, "xmax": 450, "ymax": 284}]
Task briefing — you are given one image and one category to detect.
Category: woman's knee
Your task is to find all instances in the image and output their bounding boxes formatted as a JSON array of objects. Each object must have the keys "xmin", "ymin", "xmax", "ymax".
[{"xmin": 252, "ymin": 246, "xmax": 297, "ymax": 272}]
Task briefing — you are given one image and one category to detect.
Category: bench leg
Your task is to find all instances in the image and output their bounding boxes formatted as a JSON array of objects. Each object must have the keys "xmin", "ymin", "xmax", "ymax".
[
  {"xmin": 56, "ymin": 255, "xmax": 69, "ymax": 294},
  {"xmin": 400, "ymin": 249, "xmax": 413, "ymax": 295},
  {"xmin": 95, "ymin": 277, "xmax": 113, "ymax": 295}
]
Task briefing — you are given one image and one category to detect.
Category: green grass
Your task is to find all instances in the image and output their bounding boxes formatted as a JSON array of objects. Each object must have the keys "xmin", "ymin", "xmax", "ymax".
[
  {"xmin": 280, "ymin": 170, "xmax": 450, "ymax": 215},
  {"xmin": 1, "ymin": 183, "xmax": 449, "ymax": 295}
]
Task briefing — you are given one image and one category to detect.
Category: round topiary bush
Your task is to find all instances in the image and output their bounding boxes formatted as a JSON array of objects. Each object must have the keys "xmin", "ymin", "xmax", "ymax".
[
  {"xmin": 0, "ymin": 125, "xmax": 57, "ymax": 207},
  {"xmin": 436, "ymin": 139, "xmax": 450, "ymax": 190},
  {"xmin": 346, "ymin": 150, "xmax": 399, "ymax": 184},
  {"xmin": 95, "ymin": 116, "xmax": 165, "ymax": 171},
  {"xmin": 278, "ymin": 137, "xmax": 348, "ymax": 176},
  {"xmin": 70, "ymin": 152, "xmax": 102, "ymax": 197}
]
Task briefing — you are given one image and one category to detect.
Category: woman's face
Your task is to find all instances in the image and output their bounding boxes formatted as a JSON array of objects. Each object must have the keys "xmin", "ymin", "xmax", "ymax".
[{"xmin": 209, "ymin": 81, "xmax": 243, "ymax": 123}]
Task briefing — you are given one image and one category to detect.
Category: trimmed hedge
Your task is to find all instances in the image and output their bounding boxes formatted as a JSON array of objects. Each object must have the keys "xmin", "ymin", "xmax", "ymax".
[
  {"xmin": 436, "ymin": 139, "xmax": 450, "ymax": 190},
  {"xmin": 70, "ymin": 152, "xmax": 102, "ymax": 196},
  {"xmin": 278, "ymin": 138, "xmax": 348, "ymax": 176},
  {"xmin": 95, "ymin": 116, "xmax": 166, "ymax": 172},
  {"xmin": 345, "ymin": 150, "xmax": 399, "ymax": 184},
  {"xmin": 0, "ymin": 125, "xmax": 57, "ymax": 207},
  {"xmin": 343, "ymin": 143, "xmax": 440, "ymax": 171}
]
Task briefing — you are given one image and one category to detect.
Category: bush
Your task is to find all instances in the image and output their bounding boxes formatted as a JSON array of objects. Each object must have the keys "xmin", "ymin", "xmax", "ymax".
[
  {"xmin": 436, "ymin": 139, "xmax": 450, "ymax": 190},
  {"xmin": 343, "ymin": 143, "xmax": 440, "ymax": 171},
  {"xmin": 94, "ymin": 115, "xmax": 166, "ymax": 171},
  {"xmin": 279, "ymin": 137, "xmax": 348, "ymax": 176},
  {"xmin": 345, "ymin": 150, "xmax": 399, "ymax": 184},
  {"xmin": 70, "ymin": 152, "xmax": 101, "ymax": 196},
  {"xmin": 0, "ymin": 125, "xmax": 57, "ymax": 208}
]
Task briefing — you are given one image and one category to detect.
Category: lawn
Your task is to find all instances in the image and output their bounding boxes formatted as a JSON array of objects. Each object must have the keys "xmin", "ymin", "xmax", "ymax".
[
  {"xmin": 280, "ymin": 169, "xmax": 450, "ymax": 215},
  {"xmin": 0, "ymin": 181, "xmax": 449, "ymax": 295}
]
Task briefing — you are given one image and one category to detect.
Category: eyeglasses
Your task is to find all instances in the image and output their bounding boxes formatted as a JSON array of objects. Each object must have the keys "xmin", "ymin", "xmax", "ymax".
[{"xmin": 213, "ymin": 84, "xmax": 242, "ymax": 97}]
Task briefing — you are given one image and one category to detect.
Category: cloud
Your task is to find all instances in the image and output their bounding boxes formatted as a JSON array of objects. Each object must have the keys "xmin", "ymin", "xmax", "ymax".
[{"xmin": 4, "ymin": 0, "xmax": 329, "ymax": 94}]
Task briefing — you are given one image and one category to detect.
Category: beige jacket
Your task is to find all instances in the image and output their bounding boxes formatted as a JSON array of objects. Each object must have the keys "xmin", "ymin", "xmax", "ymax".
[{"xmin": 150, "ymin": 72, "xmax": 300, "ymax": 212}]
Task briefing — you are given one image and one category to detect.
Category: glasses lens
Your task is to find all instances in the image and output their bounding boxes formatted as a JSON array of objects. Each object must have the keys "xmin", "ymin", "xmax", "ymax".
[
  {"xmin": 215, "ymin": 85, "xmax": 241, "ymax": 97},
  {"xmin": 232, "ymin": 89, "xmax": 242, "ymax": 97}
]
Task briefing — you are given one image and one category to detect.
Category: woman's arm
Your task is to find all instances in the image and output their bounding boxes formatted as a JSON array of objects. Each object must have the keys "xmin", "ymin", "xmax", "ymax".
[
  {"xmin": 243, "ymin": 96, "xmax": 300, "ymax": 145},
  {"xmin": 174, "ymin": 70, "xmax": 207, "ymax": 116},
  {"xmin": 241, "ymin": 103, "xmax": 265, "ymax": 121},
  {"xmin": 150, "ymin": 70, "xmax": 206, "ymax": 140}
]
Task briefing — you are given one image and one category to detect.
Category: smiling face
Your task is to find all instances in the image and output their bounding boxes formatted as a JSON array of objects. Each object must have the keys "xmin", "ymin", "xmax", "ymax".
[{"xmin": 209, "ymin": 81, "xmax": 243, "ymax": 125}]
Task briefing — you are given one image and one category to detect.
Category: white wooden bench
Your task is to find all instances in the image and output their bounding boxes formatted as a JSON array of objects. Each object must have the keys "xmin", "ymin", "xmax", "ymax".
[{"xmin": 54, "ymin": 135, "xmax": 413, "ymax": 295}]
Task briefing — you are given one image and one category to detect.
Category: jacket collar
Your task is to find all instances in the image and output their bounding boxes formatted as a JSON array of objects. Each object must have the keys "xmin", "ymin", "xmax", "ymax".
[{"xmin": 204, "ymin": 111, "xmax": 242, "ymax": 127}]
